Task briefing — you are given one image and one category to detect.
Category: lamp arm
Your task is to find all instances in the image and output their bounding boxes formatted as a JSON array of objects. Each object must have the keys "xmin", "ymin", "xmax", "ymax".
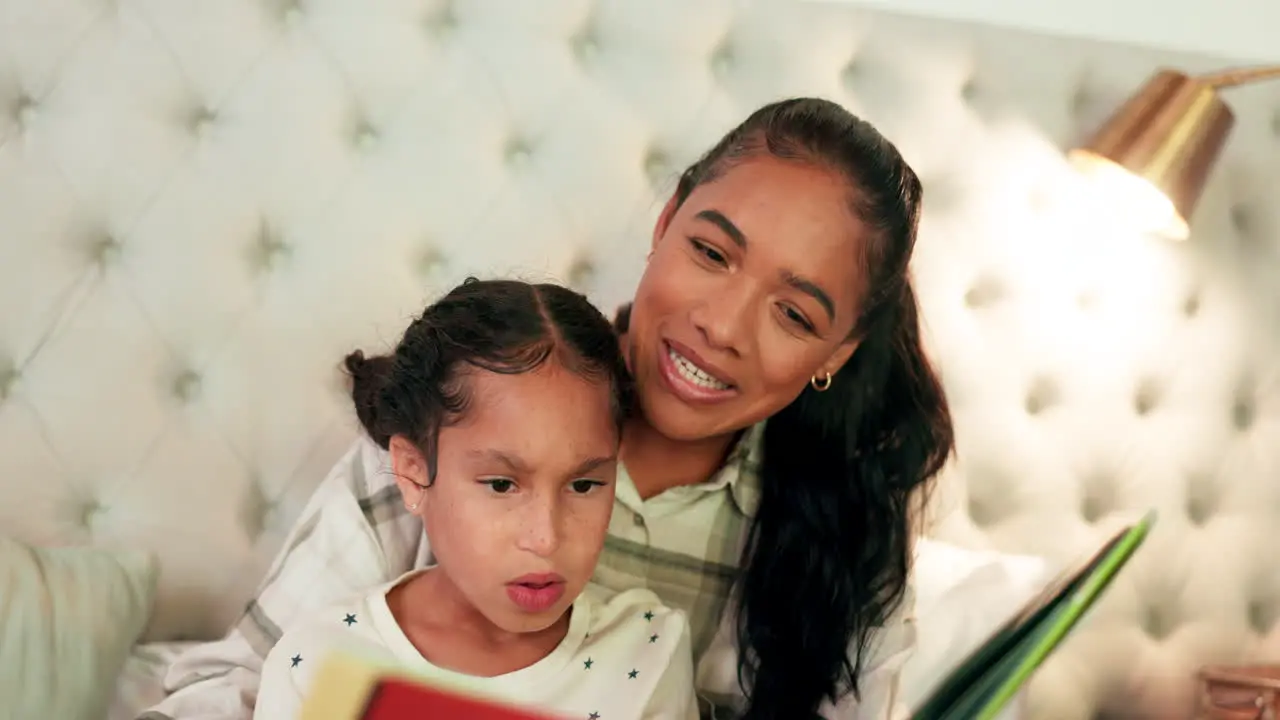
[{"xmin": 1196, "ymin": 65, "xmax": 1280, "ymax": 88}]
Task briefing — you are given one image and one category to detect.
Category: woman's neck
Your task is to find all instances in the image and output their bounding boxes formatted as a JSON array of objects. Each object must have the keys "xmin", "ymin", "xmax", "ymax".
[
  {"xmin": 621, "ymin": 415, "xmax": 739, "ymax": 501},
  {"xmin": 616, "ymin": 330, "xmax": 740, "ymax": 500}
]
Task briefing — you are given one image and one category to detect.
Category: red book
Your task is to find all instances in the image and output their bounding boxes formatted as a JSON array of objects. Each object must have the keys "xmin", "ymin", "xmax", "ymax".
[
  {"xmin": 299, "ymin": 652, "xmax": 568, "ymax": 720},
  {"xmin": 361, "ymin": 677, "xmax": 565, "ymax": 720}
]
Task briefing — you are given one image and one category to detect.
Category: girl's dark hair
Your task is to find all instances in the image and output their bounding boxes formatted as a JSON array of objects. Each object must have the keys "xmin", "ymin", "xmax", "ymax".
[
  {"xmin": 674, "ymin": 98, "xmax": 955, "ymax": 718},
  {"xmin": 343, "ymin": 277, "xmax": 634, "ymax": 482}
]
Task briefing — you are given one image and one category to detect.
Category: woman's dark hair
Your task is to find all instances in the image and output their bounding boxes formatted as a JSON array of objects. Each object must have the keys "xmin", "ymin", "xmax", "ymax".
[
  {"xmin": 343, "ymin": 277, "xmax": 634, "ymax": 482},
  {"xmin": 673, "ymin": 98, "xmax": 955, "ymax": 718}
]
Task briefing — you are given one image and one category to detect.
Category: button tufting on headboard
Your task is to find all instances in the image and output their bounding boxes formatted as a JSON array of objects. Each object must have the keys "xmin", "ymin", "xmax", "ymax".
[
  {"xmin": 88, "ymin": 233, "xmax": 123, "ymax": 267},
  {"xmin": 188, "ymin": 106, "xmax": 218, "ymax": 137},
  {"xmin": 78, "ymin": 495, "xmax": 106, "ymax": 530},
  {"xmin": 352, "ymin": 119, "xmax": 379, "ymax": 151},
  {"xmin": 1078, "ymin": 472, "xmax": 1116, "ymax": 525},
  {"xmin": 1133, "ymin": 377, "xmax": 1163, "ymax": 416},
  {"xmin": 416, "ymin": 244, "xmax": 447, "ymax": 279},
  {"xmin": 1143, "ymin": 598, "xmax": 1180, "ymax": 642},
  {"xmin": 1184, "ymin": 472, "xmax": 1218, "ymax": 527},
  {"xmin": 643, "ymin": 147, "xmax": 673, "ymax": 189},
  {"xmin": 503, "ymin": 135, "xmax": 535, "ymax": 168},
  {"xmin": 250, "ymin": 222, "xmax": 291, "ymax": 274},
  {"xmin": 274, "ymin": 0, "xmax": 304, "ymax": 27},
  {"xmin": 709, "ymin": 38, "xmax": 735, "ymax": 79},
  {"xmin": 963, "ymin": 274, "xmax": 1006, "ymax": 309},
  {"xmin": 1181, "ymin": 287, "xmax": 1202, "ymax": 318},
  {"xmin": 566, "ymin": 253, "xmax": 596, "ymax": 291},
  {"xmin": 423, "ymin": 0, "xmax": 457, "ymax": 39},
  {"xmin": 0, "ymin": 359, "xmax": 16, "ymax": 403},
  {"xmin": 841, "ymin": 56, "xmax": 863, "ymax": 85},
  {"xmin": 1232, "ymin": 392, "xmax": 1256, "ymax": 432},
  {"xmin": 239, "ymin": 477, "xmax": 273, "ymax": 543},
  {"xmin": 569, "ymin": 20, "xmax": 600, "ymax": 66},
  {"xmin": 1023, "ymin": 376, "xmax": 1060, "ymax": 416},
  {"xmin": 10, "ymin": 93, "xmax": 36, "ymax": 131},
  {"xmin": 171, "ymin": 368, "xmax": 202, "ymax": 404},
  {"xmin": 1248, "ymin": 597, "xmax": 1279, "ymax": 636},
  {"xmin": 1231, "ymin": 203, "xmax": 1260, "ymax": 238}
]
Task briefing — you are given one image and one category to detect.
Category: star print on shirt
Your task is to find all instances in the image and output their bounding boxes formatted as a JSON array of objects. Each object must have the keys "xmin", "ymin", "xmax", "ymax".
[
  {"xmin": 643, "ymin": 610, "xmax": 654, "ymax": 621},
  {"xmin": 627, "ymin": 669, "xmax": 639, "ymax": 679},
  {"xmin": 649, "ymin": 633, "xmax": 658, "ymax": 643},
  {"xmin": 589, "ymin": 713, "xmax": 600, "ymax": 719},
  {"xmin": 583, "ymin": 658, "xmax": 593, "ymax": 670},
  {"xmin": 343, "ymin": 613, "xmax": 357, "ymax": 626},
  {"xmin": 290, "ymin": 655, "xmax": 302, "ymax": 668}
]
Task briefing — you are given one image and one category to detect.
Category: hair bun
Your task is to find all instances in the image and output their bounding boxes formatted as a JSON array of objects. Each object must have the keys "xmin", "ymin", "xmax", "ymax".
[{"xmin": 343, "ymin": 349, "xmax": 370, "ymax": 376}]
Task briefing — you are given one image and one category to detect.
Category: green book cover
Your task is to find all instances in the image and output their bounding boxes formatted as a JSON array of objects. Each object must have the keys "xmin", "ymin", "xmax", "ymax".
[{"xmin": 910, "ymin": 510, "xmax": 1155, "ymax": 720}]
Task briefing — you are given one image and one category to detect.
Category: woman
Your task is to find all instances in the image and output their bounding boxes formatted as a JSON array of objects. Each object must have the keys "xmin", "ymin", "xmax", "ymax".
[{"xmin": 142, "ymin": 97, "xmax": 954, "ymax": 720}]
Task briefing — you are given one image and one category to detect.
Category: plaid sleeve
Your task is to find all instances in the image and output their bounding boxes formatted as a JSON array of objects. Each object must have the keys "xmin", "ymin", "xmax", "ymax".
[{"xmin": 136, "ymin": 437, "xmax": 423, "ymax": 720}]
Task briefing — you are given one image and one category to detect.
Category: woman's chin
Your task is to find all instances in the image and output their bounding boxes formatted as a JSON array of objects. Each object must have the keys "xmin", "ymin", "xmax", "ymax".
[{"xmin": 639, "ymin": 396, "xmax": 730, "ymax": 443}]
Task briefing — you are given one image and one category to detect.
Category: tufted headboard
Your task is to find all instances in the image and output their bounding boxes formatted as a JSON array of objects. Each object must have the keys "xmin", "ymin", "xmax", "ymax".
[{"xmin": 1, "ymin": 1, "xmax": 1278, "ymax": 718}]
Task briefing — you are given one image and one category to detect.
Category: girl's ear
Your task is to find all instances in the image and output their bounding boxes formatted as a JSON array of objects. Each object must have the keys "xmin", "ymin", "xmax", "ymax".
[{"xmin": 389, "ymin": 435, "xmax": 429, "ymax": 512}]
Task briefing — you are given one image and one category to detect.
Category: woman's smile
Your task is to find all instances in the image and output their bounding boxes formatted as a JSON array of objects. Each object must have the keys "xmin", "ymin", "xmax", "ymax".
[{"xmin": 658, "ymin": 339, "xmax": 738, "ymax": 404}]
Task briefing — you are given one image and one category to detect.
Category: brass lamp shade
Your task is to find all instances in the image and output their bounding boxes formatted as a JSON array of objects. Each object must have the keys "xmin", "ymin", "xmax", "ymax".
[{"xmin": 1068, "ymin": 70, "xmax": 1234, "ymax": 240}]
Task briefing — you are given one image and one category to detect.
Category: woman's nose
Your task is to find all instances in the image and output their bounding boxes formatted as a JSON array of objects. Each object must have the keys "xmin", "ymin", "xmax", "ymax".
[{"xmin": 690, "ymin": 284, "xmax": 753, "ymax": 355}]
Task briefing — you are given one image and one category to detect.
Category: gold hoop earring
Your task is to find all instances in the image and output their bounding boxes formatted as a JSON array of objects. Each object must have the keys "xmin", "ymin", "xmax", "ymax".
[{"xmin": 810, "ymin": 371, "xmax": 832, "ymax": 392}]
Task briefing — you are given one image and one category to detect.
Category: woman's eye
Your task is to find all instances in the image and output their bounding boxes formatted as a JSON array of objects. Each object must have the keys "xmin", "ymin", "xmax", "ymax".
[
  {"xmin": 690, "ymin": 238, "xmax": 727, "ymax": 265},
  {"xmin": 483, "ymin": 479, "xmax": 516, "ymax": 494},
  {"xmin": 570, "ymin": 479, "xmax": 602, "ymax": 494},
  {"xmin": 781, "ymin": 305, "xmax": 815, "ymax": 332}
]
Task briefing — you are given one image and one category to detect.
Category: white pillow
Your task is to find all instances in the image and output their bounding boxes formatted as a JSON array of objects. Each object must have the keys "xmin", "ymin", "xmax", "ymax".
[
  {"xmin": 902, "ymin": 539, "xmax": 1054, "ymax": 720},
  {"xmin": 0, "ymin": 536, "xmax": 158, "ymax": 720}
]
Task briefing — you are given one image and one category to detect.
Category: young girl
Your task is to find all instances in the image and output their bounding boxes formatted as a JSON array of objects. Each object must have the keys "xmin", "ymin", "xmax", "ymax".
[{"xmin": 252, "ymin": 278, "xmax": 699, "ymax": 720}]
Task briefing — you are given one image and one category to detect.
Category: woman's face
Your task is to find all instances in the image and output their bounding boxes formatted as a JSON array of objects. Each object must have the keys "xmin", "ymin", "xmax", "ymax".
[
  {"xmin": 628, "ymin": 155, "xmax": 867, "ymax": 442},
  {"xmin": 389, "ymin": 361, "xmax": 619, "ymax": 635}
]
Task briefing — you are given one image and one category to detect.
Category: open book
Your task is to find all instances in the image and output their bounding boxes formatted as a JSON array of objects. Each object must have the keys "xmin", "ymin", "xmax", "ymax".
[
  {"xmin": 910, "ymin": 509, "xmax": 1154, "ymax": 719},
  {"xmin": 296, "ymin": 510, "xmax": 1155, "ymax": 720}
]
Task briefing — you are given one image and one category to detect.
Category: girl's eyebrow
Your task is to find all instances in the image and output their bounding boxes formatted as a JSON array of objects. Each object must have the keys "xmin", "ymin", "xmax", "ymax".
[
  {"xmin": 466, "ymin": 449, "xmax": 617, "ymax": 477},
  {"xmin": 467, "ymin": 448, "xmax": 530, "ymax": 473},
  {"xmin": 569, "ymin": 455, "xmax": 617, "ymax": 477}
]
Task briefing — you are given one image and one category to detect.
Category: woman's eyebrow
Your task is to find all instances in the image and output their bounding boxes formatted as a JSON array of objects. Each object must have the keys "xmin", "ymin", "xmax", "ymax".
[
  {"xmin": 781, "ymin": 270, "xmax": 836, "ymax": 322},
  {"xmin": 695, "ymin": 209, "xmax": 748, "ymax": 249}
]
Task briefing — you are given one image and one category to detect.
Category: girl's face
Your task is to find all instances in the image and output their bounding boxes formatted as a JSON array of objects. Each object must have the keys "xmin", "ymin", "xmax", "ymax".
[
  {"xmin": 390, "ymin": 361, "xmax": 619, "ymax": 635},
  {"xmin": 627, "ymin": 155, "xmax": 866, "ymax": 442}
]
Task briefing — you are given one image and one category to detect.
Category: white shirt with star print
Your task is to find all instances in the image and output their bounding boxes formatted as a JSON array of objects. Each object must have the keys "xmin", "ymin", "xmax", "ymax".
[{"xmin": 252, "ymin": 570, "xmax": 699, "ymax": 720}]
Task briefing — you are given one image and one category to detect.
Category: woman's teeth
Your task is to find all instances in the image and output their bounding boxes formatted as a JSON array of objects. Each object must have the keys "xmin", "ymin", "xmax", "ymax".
[{"xmin": 668, "ymin": 347, "xmax": 731, "ymax": 390}]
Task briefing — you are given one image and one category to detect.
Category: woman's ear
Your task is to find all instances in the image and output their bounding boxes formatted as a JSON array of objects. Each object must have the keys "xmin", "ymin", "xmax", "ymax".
[
  {"xmin": 652, "ymin": 192, "xmax": 680, "ymax": 253},
  {"xmin": 388, "ymin": 435, "xmax": 429, "ymax": 512},
  {"xmin": 819, "ymin": 339, "xmax": 859, "ymax": 381}
]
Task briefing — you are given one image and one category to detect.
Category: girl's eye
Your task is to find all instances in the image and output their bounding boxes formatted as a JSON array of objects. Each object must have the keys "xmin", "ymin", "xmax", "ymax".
[
  {"xmin": 570, "ymin": 479, "xmax": 603, "ymax": 494},
  {"xmin": 482, "ymin": 478, "xmax": 516, "ymax": 494},
  {"xmin": 690, "ymin": 238, "xmax": 727, "ymax": 266}
]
